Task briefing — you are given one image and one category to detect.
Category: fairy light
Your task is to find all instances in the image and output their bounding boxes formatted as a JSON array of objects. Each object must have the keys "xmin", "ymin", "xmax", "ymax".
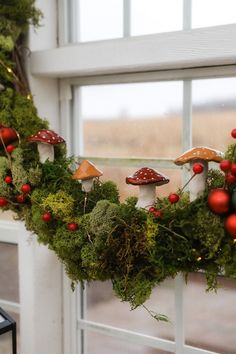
[
  {"xmin": 0, "ymin": 58, "xmax": 31, "ymax": 98},
  {"xmin": 233, "ymin": 239, "xmax": 236, "ymax": 244},
  {"xmin": 196, "ymin": 256, "xmax": 202, "ymax": 262}
]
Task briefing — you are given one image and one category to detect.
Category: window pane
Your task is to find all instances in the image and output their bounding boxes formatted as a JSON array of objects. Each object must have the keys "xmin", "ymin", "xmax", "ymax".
[
  {"xmin": 87, "ymin": 331, "xmax": 172, "ymax": 354},
  {"xmin": 131, "ymin": 0, "xmax": 183, "ymax": 36},
  {"xmin": 0, "ymin": 243, "xmax": 19, "ymax": 302},
  {"xmin": 86, "ymin": 279, "xmax": 175, "ymax": 340},
  {"xmin": 77, "ymin": 0, "xmax": 123, "ymax": 42},
  {"xmin": 192, "ymin": 77, "xmax": 236, "ymax": 152},
  {"xmin": 192, "ymin": 0, "xmax": 236, "ymax": 28},
  {"xmin": 79, "ymin": 81, "xmax": 182, "ymax": 159},
  {"xmin": 185, "ymin": 273, "xmax": 236, "ymax": 353}
]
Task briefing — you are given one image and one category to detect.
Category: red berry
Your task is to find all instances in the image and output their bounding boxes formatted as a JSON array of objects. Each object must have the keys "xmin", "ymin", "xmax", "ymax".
[
  {"xmin": 16, "ymin": 194, "xmax": 26, "ymax": 203},
  {"xmin": 21, "ymin": 184, "xmax": 31, "ymax": 194},
  {"xmin": 42, "ymin": 212, "xmax": 52, "ymax": 222},
  {"xmin": 168, "ymin": 193, "xmax": 180, "ymax": 204},
  {"xmin": 225, "ymin": 173, "xmax": 236, "ymax": 184},
  {"xmin": 153, "ymin": 210, "xmax": 162, "ymax": 218},
  {"xmin": 231, "ymin": 163, "xmax": 236, "ymax": 175},
  {"xmin": 231, "ymin": 129, "xmax": 236, "ymax": 138},
  {"xmin": 148, "ymin": 206, "xmax": 156, "ymax": 213},
  {"xmin": 4, "ymin": 176, "xmax": 12, "ymax": 184},
  {"xmin": 220, "ymin": 160, "xmax": 232, "ymax": 172},
  {"xmin": 67, "ymin": 223, "xmax": 78, "ymax": 231},
  {"xmin": 192, "ymin": 163, "xmax": 204, "ymax": 174},
  {"xmin": 6, "ymin": 144, "xmax": 16, "ymax": 154},
  {"xmin": 0, "ymin": 198, "xmax": 8, "ymax": 207}
]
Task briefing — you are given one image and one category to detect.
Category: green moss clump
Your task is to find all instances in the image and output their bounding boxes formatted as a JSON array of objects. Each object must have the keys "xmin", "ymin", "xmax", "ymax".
[
  {"xmin": 41, "ymin": 190, "xmax": 75, "ymax": 222},
  {"xmin": 11, "ymin": 147, "xmax": 28, "ymax": 191}
]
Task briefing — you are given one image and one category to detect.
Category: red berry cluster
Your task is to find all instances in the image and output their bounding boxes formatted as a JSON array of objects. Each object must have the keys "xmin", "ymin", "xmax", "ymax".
[
  {"xmin": 41, "ymin": 211, "xmax": 79, "ymax": 232},
  {"xmin": 148, "ymin": 206, "xmax": 162, "ymax": 218},
  {"xmin": 220, "ymin": 159, "xmax": 236, "ymax": 184}
]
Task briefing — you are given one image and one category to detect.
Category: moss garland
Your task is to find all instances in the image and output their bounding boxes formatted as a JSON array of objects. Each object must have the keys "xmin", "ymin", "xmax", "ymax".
[{"xmin": 1, "ymin": 0, "xmax": 236, "ymax": 316}]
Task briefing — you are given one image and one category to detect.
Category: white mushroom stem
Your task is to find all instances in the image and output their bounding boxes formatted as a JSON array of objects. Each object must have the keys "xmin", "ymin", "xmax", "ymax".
[
  {"xmin": 37, "ymin": 143, "xmax": 54, "ymax": 163},
  {"xmin": 136, "ymin": 184, "xmax": 156, "ymax": 209},
  {"xmin": 189, "ymin": 160, "xmax": 208, "ymax": 202},
  {"xmin": 81, "ymin": 178, "xmax": 94, "ymax": 192}
]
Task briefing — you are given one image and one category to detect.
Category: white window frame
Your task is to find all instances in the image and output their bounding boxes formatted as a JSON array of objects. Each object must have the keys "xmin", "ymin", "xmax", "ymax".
[{"xmin": 28, "ymin": 1, "xmax": 236, "ymax": 354}]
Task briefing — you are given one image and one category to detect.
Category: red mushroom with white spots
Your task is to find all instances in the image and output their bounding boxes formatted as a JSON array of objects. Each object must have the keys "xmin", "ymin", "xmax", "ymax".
[
  {"xmin": 126, "ymin": 167, "xmax": 170, "ymax": 209},
  {"xmin": 27, "ymin": 129, "xmax": 65, "ymax": 163}
]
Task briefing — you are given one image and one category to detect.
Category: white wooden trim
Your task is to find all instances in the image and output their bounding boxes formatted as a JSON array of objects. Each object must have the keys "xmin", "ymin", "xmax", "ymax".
[
  {"xmin": 0, "ymin": 220, "xmax": 19, "ymax": 244},
  {"xmin": 30, "ymin": 24, "xmax": 236, "ymax": 78},
  {"xmin": 62, "ymin": 271, "xmax": 78, "ymax": 354},
  {"xmin": 58, "ymin": 0, "xmax": 69, "ymax": 46},
  {"xmin": 63, "ymin": 64, "xmax": 236, "ymax": 86},
  {"xmin": 183, "ymin": 0, "xmax": 192, "ymax": 30},
  {"xmin": 78, "ymin": 319, "xmax": 176, "ymax": 352},
  {"xmin": 184, "ymin": 346, "xmax": 220, "ymax": 354},
  {"xmin": 76, "ymin": 156, "xmax": 179, "ymax": 169},
  {"xmin": 0, "ymin": 300, "xmax": 20, "ymax": 314},
  {"xmin": 123, "ymin": 0, "xmax": 131, "ymax": 37},
  {"xmin": 175, "ymin": 274, "xmax": 185, "ymax": 354}
]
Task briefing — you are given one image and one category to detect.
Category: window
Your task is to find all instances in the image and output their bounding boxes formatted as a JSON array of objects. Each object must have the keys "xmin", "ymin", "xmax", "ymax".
[
  {"xmin": 31, "ymin": 1, "xmax": 236, "ymax": 354},
  {"xmin": 66, "ymin": 0, "xmax": 236, "ymax": 44}
]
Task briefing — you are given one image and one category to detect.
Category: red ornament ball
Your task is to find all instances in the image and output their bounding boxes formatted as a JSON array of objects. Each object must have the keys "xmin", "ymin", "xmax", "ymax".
[
  {"xmin": 42, "ymin": 212, "xmax": 52, "ymax": 222},
  {"xmin": 192, "ymin": 163, "xmax": 204, "ymax": 174},
  {"xmin": 4, "ymin": 176, "xmax": 12, "ymax": 184},
  {"xmin": 6, "ymin": 144, "xmax": 16, "ymax": 154},
  {"xmin": 231, "ymin": 163, "xmax": 236, "ymax": 175},
  {"xmin": 225, "ymin": 214, "xmax": 236, "ymax": 239},
  {"xmin": 21, "ymin": 184, "xmax": 31, "ymax": 194},
  {"xmin": 0, "ymin": 198, "xmax": 8, "ymax": 207},
  {"xmin": 207, "ymin": 189, "xmax": 230, "ymax": 214},
  {"xmin": 231, "ymin": 129, "xmax": 236, "ymax": 138},
  {"xmin": 16, "ymin": 194, "xmax": 26, "ymax": 203},
  {"xmin": 225, "ymin": 173, "xmax": 236, "ymax": 184},
  {"xmin": 220, "ymin": 160, "xmax": 232, "ymax": 172},
  {"xmin": 168, "ymin": 193, "xmax": 180, "ymax": 204},
  {"xmin": 67, "ymin": 223, "xmax": 78, "ymax": 231}
]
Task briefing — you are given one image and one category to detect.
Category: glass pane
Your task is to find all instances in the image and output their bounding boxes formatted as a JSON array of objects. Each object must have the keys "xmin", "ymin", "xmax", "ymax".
[
  {"xmin": 86, "ymin": 279, "xmax": 175, "ymax": 340},
  {"xmin": 87, "ymin": 331, "xmax": 172, "ymax": 354},
  {"xmin": 77, "ymin": 0, "xmax": 123, "ymax": 42},
  {"xmin": 185, "ymin": 273, "xmax": 236, "ymax": 353},
  {"xmin": 80, "ymin": 81, "xmax": 183, "ymax": 159},
  {"xmin": 131, "ymin": 0, "xmax": 183, "ymax": 36},
  {"xmin": 192, "ymin": 0, "xmax": 236, "ymax": 28},
  {"xmin": 192, "ymin": 77, "xmax": 236, "ymax": 153},
  {"xmin": 0, "ymin": 243, "xmax": 19, "ymax": 302}
]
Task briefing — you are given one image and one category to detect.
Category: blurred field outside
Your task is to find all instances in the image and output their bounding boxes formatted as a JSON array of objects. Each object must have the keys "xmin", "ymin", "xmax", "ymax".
[{"xmin": 83, "ymin": 110, "xmax": 236, "ymax": 200}]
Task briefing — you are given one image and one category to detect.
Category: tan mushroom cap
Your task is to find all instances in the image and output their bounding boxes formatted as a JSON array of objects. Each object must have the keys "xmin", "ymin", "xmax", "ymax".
[
  {"xmin": 72, "ymin": 160, "xmax": 103, "ymax": 181},
  {"xmin": 174, "ymin": 147, "xmax": 223, "ymax": 166}
]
